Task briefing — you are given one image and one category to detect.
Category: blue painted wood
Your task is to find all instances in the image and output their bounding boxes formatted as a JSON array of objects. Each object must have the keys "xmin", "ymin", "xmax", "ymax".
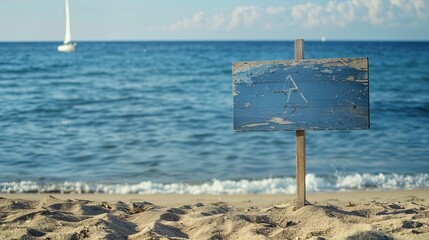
[{"xmin": 233, "ymin": 57, "xmax": 369, "ymax": 131}]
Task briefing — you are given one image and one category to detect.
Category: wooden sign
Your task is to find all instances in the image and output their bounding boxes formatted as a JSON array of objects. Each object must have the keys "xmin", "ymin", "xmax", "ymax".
[{"xmin": 233, "ymin": 58, "xmax": 369, "ymax": 131}]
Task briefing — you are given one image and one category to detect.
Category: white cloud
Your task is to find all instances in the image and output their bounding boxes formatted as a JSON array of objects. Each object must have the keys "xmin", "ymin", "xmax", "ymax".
[
  {"xmin": 266, "ymin": 6, "xmax": 286, "ymax": 15},
  {"xmin": 290, "ymin": 1, "xmax": 358, "ymax": 27},
  {"xmin": 168, "ymin": 11, "xmax": 206, "ymax": 31},
  {"xmin": 291, "ymin": 3, "xmax": 324, "ymax": 27},
  {"xmin": 164, "ymin": 0, "xmax": 426, "ymax": 32},
  {"xmin": 335, "ymin": 1, "xmax": 357, "ymax": 23},
  {"xmin": 228, "ymin": 5, "xmax": 261, "ymax": 30},
  {"xmin": 166, "ymin": 6, "xmax": 263, "ymax": 32},
  {"xmin": 388, "ymin": 0, "xmax": 426, "ymax": 22},
  {"xmin": 290, "ymin": 0, "xmax": 426, "ymax": 27},
  {"xmin": 361, "ymin": 0, "xmax": 386, "ymax": 24},
  {"xmin": 210, "ymin": 13, "xmax": 226, "ymax": 31}
]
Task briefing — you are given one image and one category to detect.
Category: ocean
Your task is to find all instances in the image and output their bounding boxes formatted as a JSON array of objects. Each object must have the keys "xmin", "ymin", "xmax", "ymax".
[{"xmin": 0, "ymin": 41, "xmax": 428, "ymax": 194}]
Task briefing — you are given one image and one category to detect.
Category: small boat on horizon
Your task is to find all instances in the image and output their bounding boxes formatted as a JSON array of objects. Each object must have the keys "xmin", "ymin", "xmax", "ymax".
[{"xmin": 58, "ymin": 0, "xmax": 76, "ymax": 53}]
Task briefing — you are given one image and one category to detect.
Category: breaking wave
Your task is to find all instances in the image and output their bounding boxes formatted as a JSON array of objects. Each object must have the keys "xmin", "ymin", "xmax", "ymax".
[{"xmin": 1, "ymin": 173, "xmax": 428, "ymax": 194}]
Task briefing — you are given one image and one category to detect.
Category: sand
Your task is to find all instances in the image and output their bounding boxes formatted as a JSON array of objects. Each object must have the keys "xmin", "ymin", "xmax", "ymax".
[{"xmin": 1, "ymin": 190, "xmax": 428, "ymax": 239}]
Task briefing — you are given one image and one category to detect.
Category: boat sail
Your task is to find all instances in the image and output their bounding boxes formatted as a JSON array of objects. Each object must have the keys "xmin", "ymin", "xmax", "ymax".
[{"xmin": 58, "ymin": 0, "xmax": 76, "ymax": 52}]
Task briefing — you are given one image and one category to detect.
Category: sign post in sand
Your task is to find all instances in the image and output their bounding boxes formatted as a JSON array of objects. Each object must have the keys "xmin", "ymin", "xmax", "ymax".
[{"xmin": 232, "ymin": 39, "xmax": 369, "ymax": 209}]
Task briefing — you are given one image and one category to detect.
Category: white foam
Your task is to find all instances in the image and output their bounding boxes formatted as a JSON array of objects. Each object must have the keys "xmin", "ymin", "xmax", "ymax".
[
  {"xmin": 335, "ymin": 173, "xmax": 429, "ymax": 190},
  {"xmin": 1, "ymin": 173, "xmax": 428, "ymax": 194}
]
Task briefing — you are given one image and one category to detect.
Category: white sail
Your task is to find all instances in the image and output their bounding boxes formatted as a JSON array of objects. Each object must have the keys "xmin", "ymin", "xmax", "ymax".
[
  {"xmin": 58, "ymin": 0, "xmax": 76, "ymax": 52},
  {"xmin": 64, "ymin": 0, "xmax": 71, "ymax": 44}
]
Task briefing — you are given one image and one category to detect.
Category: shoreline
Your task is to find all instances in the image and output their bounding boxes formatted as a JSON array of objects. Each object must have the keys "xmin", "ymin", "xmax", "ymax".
[{"xmin": 2, "ymin": 189, "xmax": 428, "ymax": 207}]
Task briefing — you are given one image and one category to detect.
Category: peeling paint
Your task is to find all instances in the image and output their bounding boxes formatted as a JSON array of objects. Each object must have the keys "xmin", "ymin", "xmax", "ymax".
[
  {"xmin": 242, "ymin": 122, "xmax": 270, "ymax": 128},
  {"xmin": 232, "ymin": 84, "xmax": 238, "ymax": 96},
  {"xmin": 348, "ymin": 58, "xmax": 368, "ymax": 70},
  {"xmin": 233, "ymin": 57, "xmax": 369, "ymax": 131},
  {"xmin": 321, "ymin": 69, "xmax": 333, "ymax": 74},
  {"xmin": 269, "ymin": 117, "xmax": 294, "ymax": 125},
  {"xmin": 233, "ymin": 58, "xmax": 368, "ymax": 71}
]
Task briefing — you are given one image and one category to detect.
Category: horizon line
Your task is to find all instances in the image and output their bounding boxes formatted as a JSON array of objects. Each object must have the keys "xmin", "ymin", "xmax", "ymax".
[{"xmin": 1, "ymin": 39, "xmax": 429, "ymax": 43}]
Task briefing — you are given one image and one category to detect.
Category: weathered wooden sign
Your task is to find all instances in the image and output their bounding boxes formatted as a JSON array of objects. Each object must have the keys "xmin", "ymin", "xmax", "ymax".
[{"xmin": 233, "ymin": 57, "xmax": 369, "ymax": 131}]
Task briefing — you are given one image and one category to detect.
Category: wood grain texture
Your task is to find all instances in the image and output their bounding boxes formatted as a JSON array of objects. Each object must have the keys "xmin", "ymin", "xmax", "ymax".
[
  {"xmin": 295, "ymin": 39, "xmax": 306, "ymax": 209},
  {"xmin": 296, "ymin": 129, "xmax": 306, "ymax": 209},
  {"xmin": 294, "ymin": 39, "xmax": 304, "ymax": 60},
  {"xmin": 232, "ymin": 57, "xmax": 369, "ymax": 131}
]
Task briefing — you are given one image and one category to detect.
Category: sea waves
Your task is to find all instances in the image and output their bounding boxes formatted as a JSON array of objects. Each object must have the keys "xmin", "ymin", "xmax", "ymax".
[
  {"xmin": 2, "ymin": 173, "xmax": 428, "ymax": 194},
  {"xmin": 1, "ymin": 42, "xmax": 429, "ymax": 186}
]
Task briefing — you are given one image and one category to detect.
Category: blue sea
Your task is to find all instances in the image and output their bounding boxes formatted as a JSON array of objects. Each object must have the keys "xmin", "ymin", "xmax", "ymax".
[{"xmin": 0, "ymin": 41, "xmax": 428, "ymax": 194}]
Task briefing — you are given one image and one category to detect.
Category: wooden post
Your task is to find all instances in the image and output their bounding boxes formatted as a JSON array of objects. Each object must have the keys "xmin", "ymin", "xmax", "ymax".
[
  {"xmin": 294, "ymin": 39, "xmax": 306, "ymax": 209},
  {"xmin": 294, "ymin": 39, "xmax": 304, "ymax": 60}
]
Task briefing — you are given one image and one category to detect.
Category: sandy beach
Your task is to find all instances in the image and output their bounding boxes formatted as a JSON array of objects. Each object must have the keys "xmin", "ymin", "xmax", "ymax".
[{"xmin": 1, "ymin": 190, "xmax": 428, "ymax": 239}]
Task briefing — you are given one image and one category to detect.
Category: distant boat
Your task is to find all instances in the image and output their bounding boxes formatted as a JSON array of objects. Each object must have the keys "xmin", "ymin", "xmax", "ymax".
[
  {"xmin": 321, "ymin": 36, "xmax": 326, "ymax": 42},
  {"xmin": 58, "ymin": 0, "xmax": 76, "ymax": 53}
]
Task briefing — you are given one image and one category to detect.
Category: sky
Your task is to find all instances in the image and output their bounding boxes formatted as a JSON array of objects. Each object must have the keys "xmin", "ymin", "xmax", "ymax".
[{"xmin": 0, "ymin": 0, "xmax": 428, "ymax": 41}]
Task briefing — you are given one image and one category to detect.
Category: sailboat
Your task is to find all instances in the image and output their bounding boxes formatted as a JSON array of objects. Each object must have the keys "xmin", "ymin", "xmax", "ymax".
[{"xmin": 58, "ymin": 0, "xmax": 76, "ymax": 53}]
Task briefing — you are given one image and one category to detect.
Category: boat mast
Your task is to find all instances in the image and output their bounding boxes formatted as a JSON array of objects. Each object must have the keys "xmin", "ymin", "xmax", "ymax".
[{"xmin": 64, "ymin": 0, "xmax": 71, "ymax": 44}]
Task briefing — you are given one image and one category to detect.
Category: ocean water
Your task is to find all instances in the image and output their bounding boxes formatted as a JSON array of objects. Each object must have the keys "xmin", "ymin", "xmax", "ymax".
[{"xmin": 0, "ymin": 41, "xmax": 428, "ymax": 194}]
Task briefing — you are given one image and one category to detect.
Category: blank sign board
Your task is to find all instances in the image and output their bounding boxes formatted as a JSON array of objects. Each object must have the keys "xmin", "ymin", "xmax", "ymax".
[{"xmin": 233, "ymin": 57, "xmax": 369, "ymax": 131}]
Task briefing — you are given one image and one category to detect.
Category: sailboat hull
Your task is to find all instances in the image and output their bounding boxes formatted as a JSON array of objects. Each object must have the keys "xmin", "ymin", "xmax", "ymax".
[{"xmin": 58, "ymin": 43, "xmax": 76, "ymax": 53}]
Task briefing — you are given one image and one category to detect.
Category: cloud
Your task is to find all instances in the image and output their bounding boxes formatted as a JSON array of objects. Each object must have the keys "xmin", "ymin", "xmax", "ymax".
[
  {"xmin": 291, "ymin": 3, "xmax": 325, "ymax": 27},
  {"xmin": 266, "ymin": 7, "xmax": 286, "ymax": 15},
  {"xmin": 166, "ymin": 6, "xmax": 262, "ymax": 32},
  {"xmin": 290, "ymin": 1, "xmax": 369, "ymax": 27},
  {"xmin": 387, "ymin": 0, "xmax": 426, "ymax": 23},
  {"xmin": 227, "ymin": 6, "xmax": 261, "ymax": 30},
  {"xmin": 290, "ymin": 0, "xmax": 426, "ymax": 27},
  {"xmin": 164, "ymin": 0, "xmax": 426, "ymax": 32},
  {"xmin": 168, "ymin": 11, "xmax": 206, "ymax": 31},
  {"xmin": 210, "ymin": 13, "xmax": 226, "ymax": 31},
  {"xmin": 332, "ymin": 1, "xmax": 357, "ymax": 23}
]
